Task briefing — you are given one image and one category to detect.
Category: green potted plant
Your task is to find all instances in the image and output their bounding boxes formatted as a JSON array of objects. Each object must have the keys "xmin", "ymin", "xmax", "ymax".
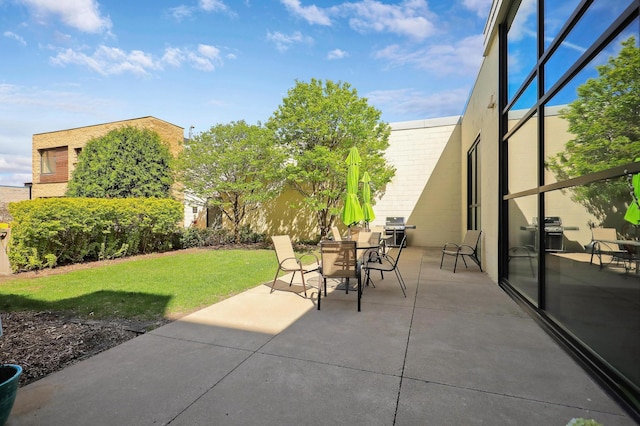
[{"xmin": 0, "ymin": 315, "xmax": 22, "ymax": 426}]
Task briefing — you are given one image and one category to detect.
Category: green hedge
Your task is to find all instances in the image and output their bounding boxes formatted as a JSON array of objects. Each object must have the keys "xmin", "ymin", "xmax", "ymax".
[{"xmin": 7, "ymin": 198, "xmax": 183, "ymax": 272}]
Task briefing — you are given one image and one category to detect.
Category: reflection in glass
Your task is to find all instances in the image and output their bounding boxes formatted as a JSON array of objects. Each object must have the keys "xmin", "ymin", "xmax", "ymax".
[
  {"xmin": 508, "ymin": 77, "xmax": 537, "ymax": 129},
  {"xmin": 544, "ymin": 0, "xmax": 632, "ymax": 91},
  {"xmin": 545, "ymin": 185, "xmax": 640, "ymax": 390},
  {"xmin": 543, "ymin": 0, "xmax": 581, "ymax": 49},
  {"xmin": 41, "ymin": 150, "xmax": 55, "ymax": 174},
  {"xmin": 507, "ymin": 115, "xmax": 538, "ymax": 194},
  {"xmin": 507, "ymin": 0, "xmax": 537, "ymax": 102},
  {"xmin": 507, "ymin": 196, "xmax": 539, "ymax": 305},
  {"xmin": 544, "ymin": 28, "xmax": 640, "ymax": 185}
]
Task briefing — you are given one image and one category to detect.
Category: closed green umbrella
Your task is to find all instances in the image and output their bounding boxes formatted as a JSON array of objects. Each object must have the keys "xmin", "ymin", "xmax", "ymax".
[
  {"xmin": 624, "ymin": 158, "xmax": 640, "ymax": 225},
  {"xmin": 361, "ymin": 171, "xmax": 375, "ymax": 228},
  {"xmin": 341, "ymin": 146, "xmax": 364, "ymax": 228}
]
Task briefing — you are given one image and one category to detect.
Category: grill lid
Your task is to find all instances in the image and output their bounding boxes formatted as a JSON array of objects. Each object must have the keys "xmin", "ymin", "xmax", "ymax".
[{"xmin": 385, "ymin": 217, "xmax": 405, "ymax": 226}]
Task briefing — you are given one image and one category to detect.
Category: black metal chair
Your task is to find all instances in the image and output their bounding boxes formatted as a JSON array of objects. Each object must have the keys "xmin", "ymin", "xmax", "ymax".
[
  {"xmin": 362, "ymin": 236, "xmax": 407, "ymax": 297},
  {"xmin": 440, "ymin": 230, "xmax": 482, "ymax": 273}
]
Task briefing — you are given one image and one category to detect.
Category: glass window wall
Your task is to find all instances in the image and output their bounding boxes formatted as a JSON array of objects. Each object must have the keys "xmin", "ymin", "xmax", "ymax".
[
  {"xmin": 545, "ymin": 183, "xmax": 640, "ymax": 389},
  {"xmin": 507, "ymin": 195, "xmax": 539, "ymax": 305},
  {"xmin": 507, "ymin": 0, "xmax": 537, "ymax": 103},
  {"xmin": 543, "ymin": 0, "xmax": 633, "ymax": 91},
  {"xmin": 507, "ymin": 115, "xmax": 538, "ymax": 194}
]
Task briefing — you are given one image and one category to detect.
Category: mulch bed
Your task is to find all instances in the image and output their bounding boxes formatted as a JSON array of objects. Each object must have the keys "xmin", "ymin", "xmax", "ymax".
[{"xmin": 0, "ymin": 311, "xmax": 171, "ymax": 387}]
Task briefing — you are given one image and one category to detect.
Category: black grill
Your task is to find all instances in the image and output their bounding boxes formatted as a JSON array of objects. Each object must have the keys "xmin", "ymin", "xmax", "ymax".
[
  {"xmin": 543, "ymin": 216, "xmax": 564, "ymax": 252},
  {"xmin": 384, "ymin": 217, "xmax": 416, "ymax": 247}
]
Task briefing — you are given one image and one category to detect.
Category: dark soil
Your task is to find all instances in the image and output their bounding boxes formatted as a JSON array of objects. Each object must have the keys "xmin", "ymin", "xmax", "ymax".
[{"xmin": 0, "ymin": 311, "xmax": 170, "ymax": 387}]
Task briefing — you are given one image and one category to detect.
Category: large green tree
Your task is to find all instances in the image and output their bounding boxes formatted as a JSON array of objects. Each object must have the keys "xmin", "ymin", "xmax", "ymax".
[
  {"xmin": 175, "ymin": 120, "xmax": 285, "ymax": 243},
  {"xmin": 546, "ymin": 36, "xmax": 640, "ymax": 221},
  {"xmin": 67, "ymin": 126, "xmax": 174, "ymax": 198},
  {"xmin": 267, "ymin": 79, "xmax": 395, "ymax": 239}
]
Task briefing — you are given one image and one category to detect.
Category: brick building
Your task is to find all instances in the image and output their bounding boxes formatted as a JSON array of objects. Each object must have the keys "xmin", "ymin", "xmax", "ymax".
[{"xmin": 31, "ymin": 116, "xmax": 183, "ymax": 199}]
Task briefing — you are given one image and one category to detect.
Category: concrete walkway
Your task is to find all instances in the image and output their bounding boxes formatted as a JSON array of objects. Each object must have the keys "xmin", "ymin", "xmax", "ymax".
[{"xmin": 7, "ymin": 247, "xmax": 637, "ymax": 425}]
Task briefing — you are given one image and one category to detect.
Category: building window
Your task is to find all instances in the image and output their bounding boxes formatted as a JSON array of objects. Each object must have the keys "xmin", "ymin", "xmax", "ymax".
[
  {"xmin": 41, "ymin": 150, "xmax": 56, "ymax": 174},
  {"xmin": 467, "ymin": 137, "xmax": 481, "ymax": 231},
  {"xmin": 73, "ymin": 148, "xmax": 82, "ymax": 166},
  {"xmin": 501, "ymin": 0, "xmax": 640, "ymax": 414},
  {"xmin": 39, "ymin": 147, "xmax": 69, "ymax": 183}
]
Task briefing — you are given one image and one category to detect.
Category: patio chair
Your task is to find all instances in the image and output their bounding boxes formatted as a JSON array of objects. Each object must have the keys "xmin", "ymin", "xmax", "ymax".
[
  {"xmin": 362, "ymin": 235, "xmax": 407, "ymax": 297},
  {"xmin": 271, "ymin": 235, "xmax": 319, "ymax": 297},
  {"xmin": 440, "ymin": 230, "xmax": 483, "ymax": 273},
  {"xmin": 589, "ymin": 227, "xmax": 628, "ymax": 269},
  {"xmin": 318, "ymin": 240, "xmax": 362, "ymax": 311}
]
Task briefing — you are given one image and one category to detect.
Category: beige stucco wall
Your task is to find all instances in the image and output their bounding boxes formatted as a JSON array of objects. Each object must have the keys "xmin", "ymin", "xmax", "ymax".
[
  {"xmin": 460, "ymin": 33, "xmax": 500, "ymax": 282},
  {"xmin": 372, "ymin": 117, "xmax": 462, "ymax": 247},
  {"xmin": 31, "ymin": 116, "xmax": 183, "ymax": 199},
  {"xmin": 245, "ymin": 188, "xmax": 319, "ymax": 242}
]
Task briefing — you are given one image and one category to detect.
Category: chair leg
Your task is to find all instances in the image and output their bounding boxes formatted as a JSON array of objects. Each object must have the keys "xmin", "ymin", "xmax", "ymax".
[
  {"xmin": 440, "ymin": 252, "xmax": 445, "ymax": 269},
  {"xmin": 453, "ymin": 253, "xmax": 459, "ymax": 273},
  {"xmin": 300, "ymin": 271, "xmax": 307, "ymax": 297},
  {"xmin": 394, "ymin": 268, "xmax": 407, "ymax": 297},
  {"xmin": 271, "ymin": 268, "xmax": 281, "ymax": 293},
  {"xmin": 318, "ymin": 278, "xmax": 323, "ymax": 310},
  {"xmin": 470, "ymin": 254, "xmax": 483, "ymax": 272},
  {"xmin": 357, "ymin": 275, "xmax": 362, "ymax": 312},
  {"xmin": 364, "ymin": 267, "xmax": 376, "ymax": 288}
]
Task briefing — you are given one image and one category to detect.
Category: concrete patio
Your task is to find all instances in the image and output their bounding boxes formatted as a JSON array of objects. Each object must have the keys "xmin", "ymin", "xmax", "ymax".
[{"xmin": 7, "ymin": 247, "xmax": 637, "ymax": 425}]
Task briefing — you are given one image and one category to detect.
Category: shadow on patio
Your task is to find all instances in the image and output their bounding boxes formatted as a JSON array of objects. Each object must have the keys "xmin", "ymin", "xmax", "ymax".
[{"xmin": 8, "ymin": 247, "xmax": 636, "ymax": 425}]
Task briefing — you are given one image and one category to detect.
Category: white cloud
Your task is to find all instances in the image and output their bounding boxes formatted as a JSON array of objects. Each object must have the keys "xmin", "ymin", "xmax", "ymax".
[
  {"xmin": 162, "ymin": 47, "xmax": 186, "ymax": 67},
  {"xmin": 21, "ymin": 0, "xmax": 112, "ymax": 33},
  {"xmin": 279, "ymin": 0, "xmax": 435, "ymax": 40},
  {"xmin": 3, "ymin": 31, "xmax": 27, "ymax": 45},
  {"xmin": 342, "ymin": 0, "xmax": 435, "ymax": 41},
  {"xmin": 198, "ymin": 44, "xmax": 221, "ymax": 59},
  {"xmin": 199, "ymin": 0, "xmax": 229, "ymax": 12},
  {"xmin": 374, "ymin": 34, "xmax": 484, "ymax": 76},
  {"xmin": 0, "ymin": 156, "xmax": 32, "ymax": 185},
  {"xmin": 169, "ymin": 5, "xmax": 194, "ymax": 21},
  {"xmin": 51, "ymin": 45, "xmax": 161, "ymax": 76},
  {"xmin": 462, "ymin": 0, "xmax": 492, "ymax": 18},
  {"xmin": 327, "ymin": 48, "xmax": 348, "ymax": 60},
  {"xmin": 508, "ymin": 0, "xmax": 536, "ymax": 42},
  {"xmin": 169, "ymin": 1, "xmax": 234, "ymax": 21},
  {"xmin": 50, "ymin": 44, "xmax": 230, "ymax": 75},
  {"xmin": 266, "ymin": 30, "xmax": 313, "ymax": 52},
  {"xmin": 367, "ymin": 87, "xmax": 469, "ymax": 118},
  {"xmin": 280, "ymin": 0, "xmax": 332, "ymax": 26}
]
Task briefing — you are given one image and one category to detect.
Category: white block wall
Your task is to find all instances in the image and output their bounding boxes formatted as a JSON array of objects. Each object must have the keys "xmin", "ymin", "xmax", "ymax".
[{"xmin": 371, "ymin": 116, "xmax": 462, "ymax": 246}]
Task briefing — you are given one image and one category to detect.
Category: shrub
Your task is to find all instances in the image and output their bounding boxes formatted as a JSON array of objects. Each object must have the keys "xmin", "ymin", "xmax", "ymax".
[
  {"xmin": 178, "ymin": 226, "xmax": 265, "ymax": 248},
  {"xmin": 8, "ymin": 198, "xmax": 183, "ymax": 272}
]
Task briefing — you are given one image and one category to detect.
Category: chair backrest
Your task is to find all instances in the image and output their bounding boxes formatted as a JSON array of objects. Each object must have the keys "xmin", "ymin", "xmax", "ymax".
[
  {"xmin": 370, "ymin": 232, "xmax": 381, "ymax": 245},
  {"xmin": 357, "ymin": 231, "xmax": 373, "ymax": 244},
  {"xmin": 386, "ymin": 235, "xmax": 407, "ymax": 268},
  {"xmin": 591, "ymin": 227, "xmax": 618, "ymax": 241},
  {"xmin": 320, "ymin": 240, "xmax": 358, "ymax": 279},
  {"xmin": 349, "ymin": 226, "xmax": 363, "ymax": 241},
  {"xmin": 462, "ymin": 230, "xmax": 482, "ymax": 250},
  {"xmin": 271, "ymin": 235, "xmax": 295, "ymax": 263},
  {"xmin": 331, "ymin": 226, "xmax": 342, "ymax": 241}
]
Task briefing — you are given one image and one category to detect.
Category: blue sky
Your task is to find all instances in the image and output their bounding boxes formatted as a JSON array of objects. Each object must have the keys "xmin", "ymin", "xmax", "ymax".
[{"xmin": 0, "ymin": 0, "xmax": 492, "ymax": 187}]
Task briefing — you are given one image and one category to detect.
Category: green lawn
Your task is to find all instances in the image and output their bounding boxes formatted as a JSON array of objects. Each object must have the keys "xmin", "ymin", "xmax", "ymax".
[{"xmin": 0, "ymin": 248, "xmax": 278, "ymax": 321}]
